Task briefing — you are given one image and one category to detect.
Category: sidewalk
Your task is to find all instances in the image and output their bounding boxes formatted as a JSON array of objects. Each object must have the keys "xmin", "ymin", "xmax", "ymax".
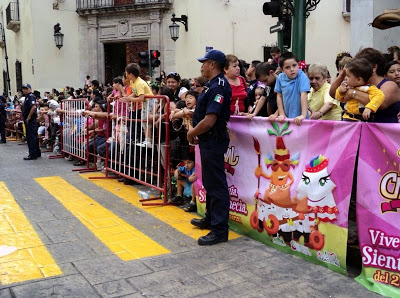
[{"xmin": 0, "ymin": 140, "xmax": 378, "ymax": 297}]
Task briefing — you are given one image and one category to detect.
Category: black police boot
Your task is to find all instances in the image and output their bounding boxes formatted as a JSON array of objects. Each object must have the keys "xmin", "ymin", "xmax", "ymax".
[
  {"xmin": 23, "ymin": 156, "xmax": 37, "ymax": 160},
  {"xmin": 190, "ymin": 217, "xmax": 211, "ymax": 229},
  {"xmin": 198, "ymin": 232, "xmax": 228, "ymax": 246}
]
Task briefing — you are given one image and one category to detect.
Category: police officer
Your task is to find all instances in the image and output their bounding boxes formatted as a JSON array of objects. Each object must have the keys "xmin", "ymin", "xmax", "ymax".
[
  {"xmin": 0, "ymin": 96, "xmax": 6, "ymax": 143},
  {"xmin": 21, "ymin": 84, "xmax": 41, "ymax": 160},
  {"xmin": 187, "ymin": 50, "xmax": 232, "ymax": 245}
]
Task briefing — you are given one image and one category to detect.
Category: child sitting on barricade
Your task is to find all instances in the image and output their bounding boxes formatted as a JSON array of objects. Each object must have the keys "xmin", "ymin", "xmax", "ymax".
[
  {"xmin": 170, "ymin": 153, "xmax": 197, "ymax": 211},
  {"xmin": 137, "ymin": 84, "xmax": 158, "ymax": 148},
  {"xmin": 121, "ymin": 63, "xmax": 153, "ymax": 144}
]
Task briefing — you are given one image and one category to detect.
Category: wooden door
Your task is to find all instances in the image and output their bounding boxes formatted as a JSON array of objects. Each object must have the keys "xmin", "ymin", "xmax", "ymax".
[
  {"xmin": 126, "ymin": 40, "xmax": 149, "ymax": 78},
  {"xmin": 104, "ymin": 44, "xmax": 113, "ymax": 86}
]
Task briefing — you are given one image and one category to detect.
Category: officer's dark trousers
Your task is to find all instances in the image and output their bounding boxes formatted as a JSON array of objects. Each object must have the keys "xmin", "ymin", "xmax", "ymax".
[
  {"xmin": 199, "ymin": 137, "xmax": 230, "ymax": 236},
  {"xmin": 0, "ymin": 119, "xmax": 5, "ymax": 142},
  {"xmin": 25, "ymin": 119, "xmax": 41, "ymax": 157}
]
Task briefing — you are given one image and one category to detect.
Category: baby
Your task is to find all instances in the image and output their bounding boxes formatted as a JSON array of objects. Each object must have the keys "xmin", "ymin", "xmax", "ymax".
[{"xmin": 336, "ymin": 58, "xmax": 385, "ymax": 121}]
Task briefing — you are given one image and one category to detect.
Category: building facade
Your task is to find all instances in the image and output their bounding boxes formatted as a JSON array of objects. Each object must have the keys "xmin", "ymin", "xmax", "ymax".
[
  {"xmin": 0, "ymin": 0, "xmax": 398, "ymax": 95},
  {"xmin": 0, "ymin": 0, "xmax": 80, "ymax": 95},
  {"xmin": 77, "ymin": 0, "xmax": 172, "ymax": 87}
]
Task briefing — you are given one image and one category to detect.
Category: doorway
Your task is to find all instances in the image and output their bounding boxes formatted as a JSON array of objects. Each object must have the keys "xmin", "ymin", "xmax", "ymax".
[
  {"xmin": 104, "ymin": 40, "xmax": 149, "ymax": 85},
  {"xmin": 104, "ymin": 43, "xmax": 126, "ymax": 86}
]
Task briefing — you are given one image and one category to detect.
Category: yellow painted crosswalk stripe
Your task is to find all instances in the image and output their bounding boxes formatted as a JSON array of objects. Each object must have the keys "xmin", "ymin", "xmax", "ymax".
[
  {"xmin": 36, "ymin": 177, "xmax": 169, "ymax": 261},
  {"xmin": 82, "ymin": 173, "xmax": 241, "ymax": 241},
  {"xmin": 0, "ymin": 182, "xmax": 62, "ymax": 285}
]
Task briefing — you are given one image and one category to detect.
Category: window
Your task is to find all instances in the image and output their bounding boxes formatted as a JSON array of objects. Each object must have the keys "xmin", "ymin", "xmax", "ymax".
[{"xmin": 15, "ymin": 60, "xmax": 22, "ymax": 91}]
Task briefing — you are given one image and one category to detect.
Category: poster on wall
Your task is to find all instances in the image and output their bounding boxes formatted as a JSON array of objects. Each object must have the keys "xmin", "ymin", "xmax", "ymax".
[
  {"xmin": 194, "ymin": 117, "xmax": 361, "ymax": 275},
  {"xmin": 355, "ymin": 123, "xmax": 400, "ymax": 297}
]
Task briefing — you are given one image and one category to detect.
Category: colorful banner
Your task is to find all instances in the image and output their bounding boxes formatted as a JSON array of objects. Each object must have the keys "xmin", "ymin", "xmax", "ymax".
[
  {"xmin": 195, "ymin": 117, "xmax": 361, "ymax": 275},
  {"xmin": 356, "ymin": 123, "xmax": 400, "ymax": 297}
]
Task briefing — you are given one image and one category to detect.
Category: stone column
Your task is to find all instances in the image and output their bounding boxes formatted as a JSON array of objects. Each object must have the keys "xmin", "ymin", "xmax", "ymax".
[{"xmin": 87, "ymin": 15, "xmax": 99, "ymax": 80}]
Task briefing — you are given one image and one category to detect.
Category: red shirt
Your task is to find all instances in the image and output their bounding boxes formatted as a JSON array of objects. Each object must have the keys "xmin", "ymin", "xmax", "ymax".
[
  {"xmin": 229, "ymin": 76, "xmax": 247, "ymax": 115},
  {"xmin": 95, "ymin": 119, "xmax": 105, "ymax": 137}
]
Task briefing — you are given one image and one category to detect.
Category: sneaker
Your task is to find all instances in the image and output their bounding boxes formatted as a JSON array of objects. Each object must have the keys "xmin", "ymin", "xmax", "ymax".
[
  {"xmin": 183, "ymin": 196, "xmax": 192, "ymax": 205},
  {"xmin": 73, "ymin": 160, "xmax": 85, "ymax": 166},
  {"xmin": 143, "ymin": 140, "xmax": 152, "ymax": 148},
  {"xmin": 183, "ymin": 201, "xmax": 197, "ymax": 212},
  {"xmin": 137, "ymin": 140, "xmax": 152, "ymax": 148},
  {"xmin": 170, "ymin": 195, "xmax": 184, "ymax": 204}
]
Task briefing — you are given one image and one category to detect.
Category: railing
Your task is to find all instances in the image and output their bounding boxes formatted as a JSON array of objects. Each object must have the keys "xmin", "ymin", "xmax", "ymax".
[
  {"xmin": 6, "ymin": 2, "xmax": 19, "ymax": 25},
  {"xmin": 76, "ymin": 0, "xmax": 170, "ymax": 10}
]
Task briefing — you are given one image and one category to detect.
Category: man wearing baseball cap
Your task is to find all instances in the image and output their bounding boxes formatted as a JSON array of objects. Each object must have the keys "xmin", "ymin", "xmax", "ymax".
[
  {"xmin": 21, "ymin": 84, "xmax": 41, "ymax": 160},
  {"xmin": 187, "ymin": 49, "xmax": 232, "ymax": 245}
]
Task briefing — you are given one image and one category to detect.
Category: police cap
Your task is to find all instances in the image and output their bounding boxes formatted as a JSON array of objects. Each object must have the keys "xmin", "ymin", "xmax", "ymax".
[{"xmin": 198, "ymin": 50, "xmax": 226, "ymax": 64}]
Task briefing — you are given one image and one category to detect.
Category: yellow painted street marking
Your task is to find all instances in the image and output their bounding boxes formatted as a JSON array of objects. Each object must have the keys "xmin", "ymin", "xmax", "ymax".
[
  {"xmin": 0, "ymin": 182, "xmax": 62, "ymax": 285},
  {"xmin": 36, "ymin": 177, "xmax": 169, "ymax": 261},
  {"xmin": 82, "ymin": 173, "xmax": 241, "ymax": 241}
]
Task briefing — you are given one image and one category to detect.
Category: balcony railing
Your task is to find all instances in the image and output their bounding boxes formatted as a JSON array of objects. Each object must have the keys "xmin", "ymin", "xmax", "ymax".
[
  {"xmin": 6, "ymin": 2, "xmax": 20, "ymax": 32},
  {"xmin": 76, "ymin": 0, "xmax": 170, "ymax": 10}
]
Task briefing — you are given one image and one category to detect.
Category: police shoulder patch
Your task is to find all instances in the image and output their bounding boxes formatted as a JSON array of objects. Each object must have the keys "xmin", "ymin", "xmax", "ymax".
[{"xmin": 214, "ymin": 94, "xmax": 224, "ymax": 104}]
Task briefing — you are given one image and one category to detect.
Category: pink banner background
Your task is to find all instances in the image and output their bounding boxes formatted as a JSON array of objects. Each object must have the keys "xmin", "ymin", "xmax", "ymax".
[
  {"xmin": 356, "ymin": 123, "xmax": 400, "ymax": 297},
  {"xmin": 195, "ymin": 117, "xmax": 361, "ymax": 274},
  {"xmin": 225, "ymin": 117, "xmax": 359, "ymax": 228}
]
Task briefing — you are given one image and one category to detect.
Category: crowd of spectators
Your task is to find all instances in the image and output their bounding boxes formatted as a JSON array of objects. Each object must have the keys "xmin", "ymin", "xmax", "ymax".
[{"xmin": 1, "ymin": 45, "xmax": 399, "ymax": 213}]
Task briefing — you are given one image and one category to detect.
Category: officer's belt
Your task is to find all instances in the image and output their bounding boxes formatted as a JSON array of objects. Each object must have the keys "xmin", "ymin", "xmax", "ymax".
[{"xmin": 198, "ymin": 122, "xmax": 228, "ymax": 140}]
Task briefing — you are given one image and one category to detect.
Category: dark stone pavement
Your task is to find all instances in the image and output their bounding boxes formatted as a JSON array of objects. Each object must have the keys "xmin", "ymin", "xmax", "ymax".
[{"xmin": 0, "ymin": 141, "xmax": 379, "ymax": 297}]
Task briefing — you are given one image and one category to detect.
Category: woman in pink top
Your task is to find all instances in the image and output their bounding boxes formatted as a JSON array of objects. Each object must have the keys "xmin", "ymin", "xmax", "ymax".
[{"xmin": 224, "ymin": 54, "xmax": 248, "ymax": 115}]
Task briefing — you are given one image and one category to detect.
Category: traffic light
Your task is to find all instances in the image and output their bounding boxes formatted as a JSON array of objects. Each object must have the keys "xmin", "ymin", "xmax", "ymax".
[
  {"xmin": 150, "ymin": 50, "xmax": 160, "ymax": 68},
  {"xmin": 282, "ymin": 17, "xmax": 292, "ymax": 48},
  {"xmin": 263, "ymin": 0, "xmax": 281, "ymax": 18},
  {"xmin": 138, "ymin": 51, "xmax": 149, "ymax": 67}
]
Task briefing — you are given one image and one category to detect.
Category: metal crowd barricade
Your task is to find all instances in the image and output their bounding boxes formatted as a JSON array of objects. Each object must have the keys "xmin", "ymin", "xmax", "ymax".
[
  {"xmin": 5, "ymin": 109, "xmax": 22, "ymax": 141},
  {"xmin": 57, "ymin": 98, "xmax": 91, "ymax": 171},
  {"xmin": 91, "ymin": 95, "xmax": 171, "ymax": 206}
]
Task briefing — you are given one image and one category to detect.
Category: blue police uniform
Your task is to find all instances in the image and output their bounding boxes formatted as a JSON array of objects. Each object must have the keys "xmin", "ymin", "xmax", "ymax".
[
  {"xmin": 22, "ymin": 92, "xmax": 41, "ymax": 158},
  {"xmin": 193, "ymin": 72, "xmax": 231, "ymax": 237},
  {"xmin": 0, "ymin": 99, "xmax": 6, "ymax": 143}
]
